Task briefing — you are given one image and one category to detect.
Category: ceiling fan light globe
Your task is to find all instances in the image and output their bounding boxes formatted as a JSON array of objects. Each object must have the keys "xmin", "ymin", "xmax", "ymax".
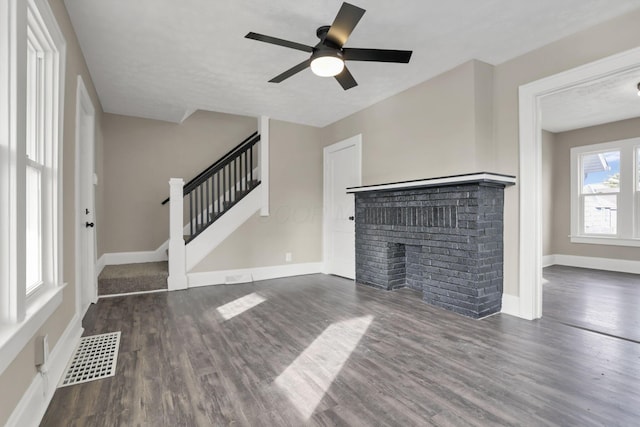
[{"xmin": 311, "ymin": 56, "xmax": 344, "ymax": 77}]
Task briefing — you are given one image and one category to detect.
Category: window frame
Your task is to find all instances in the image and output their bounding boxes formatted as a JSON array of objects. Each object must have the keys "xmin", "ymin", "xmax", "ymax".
[
  {"xmin": 570, "ymin": 138, "xmax": 640, "ymax": 247},
  {"xmin": 0, "ymin": 0, "xmax": 66, "ymax": 376}
]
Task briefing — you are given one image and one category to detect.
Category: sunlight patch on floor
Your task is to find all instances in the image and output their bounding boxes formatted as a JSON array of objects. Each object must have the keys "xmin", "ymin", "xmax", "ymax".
[
  {"xmin": 216, "ymin": 292, "xmax": 266, "ymax": 320},
  {"xmin": 275, "ymin": 315, "xmax": 374, "ymax": 420}
]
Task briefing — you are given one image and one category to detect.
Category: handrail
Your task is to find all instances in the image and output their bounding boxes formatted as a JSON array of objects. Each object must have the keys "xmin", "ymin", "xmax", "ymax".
[
  {"xmin": 183, "ymin": 134, "xmax": 259, "ymax": 194},
  {"xmin": 161, "ymin": 131, "xmax": 259, "ymax": 205}
]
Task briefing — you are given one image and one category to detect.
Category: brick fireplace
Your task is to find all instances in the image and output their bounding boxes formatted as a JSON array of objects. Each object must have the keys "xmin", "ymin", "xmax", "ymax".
[{"xmin": 347, "ymin": 173, "xmax": 515, "ymax": 319}]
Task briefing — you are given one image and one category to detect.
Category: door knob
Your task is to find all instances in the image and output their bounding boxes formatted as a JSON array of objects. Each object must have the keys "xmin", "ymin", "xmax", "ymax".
[
  {"xmin": 348, "ymin": 216, "xmax": 355, "ymax": 221},
  {"xmin": 85, "ymin": 222, "xmax": 94, "ymax": 228}
]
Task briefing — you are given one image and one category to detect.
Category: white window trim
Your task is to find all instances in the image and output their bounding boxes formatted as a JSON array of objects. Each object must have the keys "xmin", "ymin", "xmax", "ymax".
[
  {"xmin": 570, "ymin": 137, "xmax": 640, "ymax": 247},
  {"xmin": 0, "ymin": 0, "xmax": 66, "ymax": 376}
]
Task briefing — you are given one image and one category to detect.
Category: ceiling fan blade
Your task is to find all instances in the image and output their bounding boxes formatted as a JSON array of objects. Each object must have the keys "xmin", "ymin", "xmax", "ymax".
[
  {"xmin": 343, "ymin": 48, "xmax": 412, "ymax": 63},
  {"xmin": 269, "ymin": 59, "xmax": 312, "ymax": 83},
  {"xmin": 245, "ymin": 32, "xmax": 313, "ymax": 53},
  {"xmin": 325, "ymin": 2, "xmax": 365, "ymax": 47},
  {"xmin": 335, "ymin": 66, "xmax": 358, "ymax": 90}
]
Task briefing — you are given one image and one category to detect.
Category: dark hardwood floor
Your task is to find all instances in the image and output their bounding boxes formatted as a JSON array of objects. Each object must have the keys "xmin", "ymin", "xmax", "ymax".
[
  {"xmin": 41, "ymin": 272, "xmax": 640, "ymax": 426},
  {"xmin": 543, "ymin": 265, "xmax": 640, "ymax": 343}
]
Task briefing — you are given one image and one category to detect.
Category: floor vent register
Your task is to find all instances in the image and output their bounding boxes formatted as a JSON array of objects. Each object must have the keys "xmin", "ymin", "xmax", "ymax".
[{"xmin": 59, "ymin": 331, "xmax": 121, "ymax": 387}]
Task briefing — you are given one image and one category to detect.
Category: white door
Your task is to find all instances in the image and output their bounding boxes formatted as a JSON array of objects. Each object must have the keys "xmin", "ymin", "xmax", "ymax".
[
  {"xmin": 75, "ymin": 76, "xmax": 97, "ymax": 316},
  {"xmin": 324, "ymin": 135, "xmax": 361, "ymax": 279}
]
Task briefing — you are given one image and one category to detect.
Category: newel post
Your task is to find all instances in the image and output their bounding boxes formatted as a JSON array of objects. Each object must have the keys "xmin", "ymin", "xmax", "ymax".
[{"xmin": 167, "ymin": 178, "xmax": 188, "ymax": 291}]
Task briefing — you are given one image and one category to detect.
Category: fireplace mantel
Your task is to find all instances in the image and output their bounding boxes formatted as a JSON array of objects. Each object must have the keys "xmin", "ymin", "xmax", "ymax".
[
  {"xmin": 347, "ymin": 172, "xmax": 516, "ymax": 194},
  {"xmin": 350, "ymin": 172, "xmax": 515, "ymax": 319}
]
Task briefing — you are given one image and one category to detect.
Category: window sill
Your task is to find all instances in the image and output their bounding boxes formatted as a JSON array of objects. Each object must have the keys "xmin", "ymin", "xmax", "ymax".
[
  {"xmin": 570, "ymin": 236, "xmax": 640, "ymax": 248},
  {"xmin": 0, "ymin": 283, "xmax": 65, "ymax": 376}
]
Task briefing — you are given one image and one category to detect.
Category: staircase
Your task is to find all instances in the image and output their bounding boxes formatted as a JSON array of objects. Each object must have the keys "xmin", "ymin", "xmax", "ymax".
[
  {"xmin": 163, "ymin": 131, "xmax": 261, "ymax": 242},
  {"xmin": 98, "ymin": 132, "xmax": 262, "ymax": 296}
]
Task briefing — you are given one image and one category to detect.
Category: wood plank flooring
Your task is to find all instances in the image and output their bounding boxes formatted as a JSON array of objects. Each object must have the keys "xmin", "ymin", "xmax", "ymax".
[
  {"xmin": 543, "ymin": 265, "xmax": 640, "ymax": 343},
  {"xmin": 41, "ymin": 272, "xmax": 640, "ymax": 426}
]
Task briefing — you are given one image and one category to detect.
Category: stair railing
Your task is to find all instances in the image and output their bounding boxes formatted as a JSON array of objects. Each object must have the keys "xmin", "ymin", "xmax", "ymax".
[
  {"xmin": 161, "ymin": 131, "xmax": 259, "ymax": 205},
  {"xmin": 172, "ymin": 132, "xmax": 261, "ymax": 243}
]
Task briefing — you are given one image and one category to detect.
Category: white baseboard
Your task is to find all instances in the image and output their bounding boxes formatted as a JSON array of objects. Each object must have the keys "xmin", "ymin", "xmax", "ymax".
[
  {"xmin": 500, "ymin": 293, "xmax": 521, "ymax": 318},
  {"xmin": 6, "ymin": 314, "xmax": 83, "ymax": 427},
  {"xmin": 188, "ymin": 262, "xmax": 324, "ymax": 288},
  {"xmin": 100, "ymin": 248, "xmax": 168, "ymax": 266},
  {"xmin": 545, "ymin": 254, "xmax": 640, "ymax": 275},
  {"xmin": 542, "ymin": 255, "xmax": 555, "ymax": 268},
  {"xmin": 96, "ymin": 254, "xmax": 106, "ymax": 277}
]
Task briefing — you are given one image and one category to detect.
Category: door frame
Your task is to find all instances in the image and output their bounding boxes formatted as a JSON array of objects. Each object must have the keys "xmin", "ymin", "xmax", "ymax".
[
  {"xmin": 322, "ymin": 134, "xmax": 362, "ymax": 275},
  {"xmin": 518, "ymin": 46, "xmax": 640, "ymax": 320},
  {"xmin": 74, "ymin": 75, "xmax": 97, "ymax": 317}
]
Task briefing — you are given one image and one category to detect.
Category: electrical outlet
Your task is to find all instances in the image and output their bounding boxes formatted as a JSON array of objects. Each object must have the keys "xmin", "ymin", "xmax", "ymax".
[
  {"xmin": 35, "ymin": 334, "xmax": 49, "ymax": 368},
  {"xmin": 285, "ymin": 252, "xmax": 292, "ymax": 262}
]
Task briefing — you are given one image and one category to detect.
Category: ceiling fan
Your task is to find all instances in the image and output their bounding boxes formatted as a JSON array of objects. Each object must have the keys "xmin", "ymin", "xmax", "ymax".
[{"xmin": 245, "ymin": 2, "xmax": 413, "ymax": 90}]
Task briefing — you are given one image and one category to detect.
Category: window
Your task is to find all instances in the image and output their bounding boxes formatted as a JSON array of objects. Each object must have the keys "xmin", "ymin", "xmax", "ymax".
[
  {"xmin": 26, "ymin": 30, "xmax": 45, "ymax": 295},
  {"xmin": 571, "ymin": 138, "xmax": 640, "ymax": 247},
  {"xmin": 0, "ymin": 0, "xmax": 65, "ymax": 374}
]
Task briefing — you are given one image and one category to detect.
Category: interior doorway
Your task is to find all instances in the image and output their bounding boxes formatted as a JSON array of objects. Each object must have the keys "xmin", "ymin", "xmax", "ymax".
[
  {"xmin": 518, "ymin": 46, "xmax": 640, "ymax": 320},
  {"xmin": 323, "ymin": 135, "xmax": 362, "ymax": 280},
  {"xmin": 75, "ymin": 75, "xmax": 97, "ymax": 316}
]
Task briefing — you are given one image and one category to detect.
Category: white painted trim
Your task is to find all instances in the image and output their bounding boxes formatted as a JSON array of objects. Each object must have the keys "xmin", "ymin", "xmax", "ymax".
[
  {"xmin": 98, "ymin": 288, "xmax": 168, "ymax": 299},
  {"xmin": 500, "ymin": 293, "xmax": 521, "ymax": 318},
  {"xmin": 0, "ymin": 283, "xmax": 64, "ymax": 376},
  {"xmin": 100, "ymin": 249, "xmax": 167, "ymax": 266},
  {"xmin": 259, "ymin": 116, "xmax": 269, "ymax": 216},
  {"xmin": 0, "ymin": 0, "xmax": 22, "ymax": 324},
  {"xmin": 544, "ymin": 254, "xmax": 640, "ymax": 275},
  {"xmin": 186, "ymin": 183, "xmax": 261, "ymax": 271},
  {"xmin": 323, "ymin": 135, "xmax": 362, "ymax": 276},
  {"xmin": 346, "ymin": 173, "xmax": 516, "ymax": 193},
  {"xmin": 542, "ymin": 255, "xmax": 555, "ymax": 268},
  {"xmin": 5, "ymin": 313, "xmax": 83, "ymax": 427},
  {"xmin": 518, "ymin": 46, "xmax": 640, "ymax": 321},
  {"xmin": 188, "ymin": 262, "xmax": 324, "ymax": 287},
  {"xmin": 168, "ymin": 177, "xmax": 187, "ymax": 291},
  {"xmin": 570, "ymin": 236, "xmax": 640, "ymax": 247}
]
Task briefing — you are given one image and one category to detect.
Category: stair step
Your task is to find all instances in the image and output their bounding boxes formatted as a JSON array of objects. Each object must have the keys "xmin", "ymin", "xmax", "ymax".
[{"xmin": 98, "ymin": 261, "xmax": 168, "ymax": 296}]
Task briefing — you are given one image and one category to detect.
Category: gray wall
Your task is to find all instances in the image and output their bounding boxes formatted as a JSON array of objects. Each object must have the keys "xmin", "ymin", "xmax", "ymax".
[
  {"xmin": 322, "ymin": 60, "xmax": 493, "ymax": 185},
  {"xmin": 545, "ymin": 117, "xmax": 640, "ymax": 260}
]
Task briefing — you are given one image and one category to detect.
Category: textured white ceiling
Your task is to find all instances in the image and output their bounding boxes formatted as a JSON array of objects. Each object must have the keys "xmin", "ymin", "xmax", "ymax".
[
  {"xmin": 64, "ymin": 0, "xmax": 640, "ymax": 127},
  {"xmin": 541, "ymin": 67, "xmax": 640, "ymax": 133}
]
